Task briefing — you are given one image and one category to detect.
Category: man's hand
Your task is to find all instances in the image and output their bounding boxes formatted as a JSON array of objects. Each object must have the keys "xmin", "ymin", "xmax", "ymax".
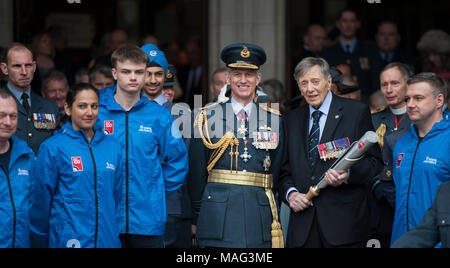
[
  {"xmin": 324, "ymin": 169, "xmax": 349, "ymax": 187},
  {"xmin": 288, "ymin": 191, "xmax": 313, "ymax": 213}
]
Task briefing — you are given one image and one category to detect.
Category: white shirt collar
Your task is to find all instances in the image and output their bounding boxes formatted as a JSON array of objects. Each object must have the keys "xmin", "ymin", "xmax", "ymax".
[
  {"xmin": 390, "ymin": 106, "xmax": 407, "ymax": 115},
  {"xmin": 231, "ymin": 97, "xmax": 253, "ymax": 119},
  {"xmin": 153, "ymin": 93, "xmax": 168, "ymax": 106},
  {"xmin": 309, "ymin": 90, "xmax": 333, "ymax": 118}
]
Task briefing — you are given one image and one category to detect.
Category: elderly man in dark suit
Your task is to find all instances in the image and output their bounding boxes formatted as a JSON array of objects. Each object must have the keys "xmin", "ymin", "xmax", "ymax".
[
  {"xmin": 0, "ymin": 43, "xmax": 59, "ymax": 154},
  {"xmin": 280, "ymin": 57, "xmax": 382, "ymax": 248}
]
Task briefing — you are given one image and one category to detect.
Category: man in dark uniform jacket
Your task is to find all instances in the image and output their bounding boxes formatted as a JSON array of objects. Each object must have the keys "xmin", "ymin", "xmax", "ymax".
[
  {"xmin": 188, "ymin": 43, "xmax": 284, "ymax": 248},
  {"xmin": 369, "ymin": 21, "xmax": 421, "ymax": 92},
  {"xmin": 372, "ymin": 63, "xmax": 412, "ymax": 138},
  {"xmin": 0, "ymin": 43, "xmax": 59, "ymax": 155},
  {"xmin": 320, "ymin": 9, "xmax": 374, "ymax": 100},
  {"xmin": 280, "ymin": 57, "xmax": 382, "ymax": 248},
  {"xmin": 391, "ymin": 181, "xmax": 450, "ymax": 248},
  {"xmin": 369, "ymin": 62, "xmax": 412, "ymax": 247}
]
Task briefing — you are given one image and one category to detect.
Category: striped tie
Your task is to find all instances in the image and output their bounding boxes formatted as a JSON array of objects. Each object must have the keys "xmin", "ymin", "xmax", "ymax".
[{"xmin": 308, "ymin": 111, "xmax": 322, "ymax": 166}]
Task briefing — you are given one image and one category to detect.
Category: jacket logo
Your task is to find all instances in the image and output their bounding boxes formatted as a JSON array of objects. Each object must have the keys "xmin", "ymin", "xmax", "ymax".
[
  {"xmin": 396, "ymin": 153, "xmax": 405, "ymax": 168},
  {"xmin": 104, "ymin": 120, "xmax": 114, "ymax": 135},
  {"xmin": 424, "ymin": 157, "xmax": 437, "ymax": 165},
  {"xmin": 106, "ymin": 162, "xmax": 116, "ymax": 171},
  {"xmin": 71, "ymin": 157, "xmax": 84, "ymax": 172},
  {"xmin": 139, "ymin": 125, "xmax": 153, "ymax": 133},
  {"xmin": 18, "ymin": 168, "xmax": 29, "ymax": 176}
]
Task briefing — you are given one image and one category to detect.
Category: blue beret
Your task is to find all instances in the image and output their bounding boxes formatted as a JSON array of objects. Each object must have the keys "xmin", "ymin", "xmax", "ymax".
[
  {"xmin": 221, "ymin": 43, "xmax": 267, "ymax": 70},
  {"xmin": 141, "ymin": 44, "xmax": 169, "ymax": 75}
]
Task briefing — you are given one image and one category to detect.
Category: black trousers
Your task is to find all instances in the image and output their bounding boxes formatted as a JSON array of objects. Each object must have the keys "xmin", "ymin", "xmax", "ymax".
[
  {"xmin": 164, "ymin": 215, "xmax": 193, "ymax": 248},
  {"xmin": 301, "ymin": 212, "xmax": 366, "ymax": 248}
]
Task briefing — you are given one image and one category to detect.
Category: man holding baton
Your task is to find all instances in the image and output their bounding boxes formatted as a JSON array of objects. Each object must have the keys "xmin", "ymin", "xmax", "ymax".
[{"xmin": 279, "ymin": 57, "xmax": 383, "ymax": 248}]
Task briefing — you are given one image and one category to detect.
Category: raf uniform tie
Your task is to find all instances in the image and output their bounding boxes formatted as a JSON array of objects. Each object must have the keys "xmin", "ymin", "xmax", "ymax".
[
  {"xmin": 237, "ymin": 109, "xmax": 248, "ymax": 136},
  {"xmin": 308, "ymin": 111, "xmax": 322, "ymax": 166},
  {"xmin": 21, "ymin": 93, "xmax": 31, "ymax": 114}
]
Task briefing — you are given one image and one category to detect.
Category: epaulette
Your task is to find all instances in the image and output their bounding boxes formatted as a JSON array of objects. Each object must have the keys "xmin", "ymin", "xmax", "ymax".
[
  {"xmin": 202, "ymin": 101, "xmax": 223, "ymax": 111},
  {"xmin": 194, "ymin": 101, "xmax": 222, "ymax": 126},
  {"xmin": 371, "ymin": 105, "xmax": 387, "ymax": 115},
  {"xmin": 259, "ymin": 103, "xmax": 281, "ymax": 116}
]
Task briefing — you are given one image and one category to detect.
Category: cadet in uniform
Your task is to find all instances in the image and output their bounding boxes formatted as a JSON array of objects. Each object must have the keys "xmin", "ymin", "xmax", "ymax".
[{"xmin": 188, "ymin": 43, "xmax": 284, "ymax": 248}]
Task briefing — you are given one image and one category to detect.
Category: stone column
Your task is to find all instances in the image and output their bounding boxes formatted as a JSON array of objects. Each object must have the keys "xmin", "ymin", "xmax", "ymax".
[
  {"xmin": 0, "ymin": 0, "xmax": 14, "ymax": 47},
  {"xmin": 208, "ymin": 0, "xmax": 286, "ymax": 101}
]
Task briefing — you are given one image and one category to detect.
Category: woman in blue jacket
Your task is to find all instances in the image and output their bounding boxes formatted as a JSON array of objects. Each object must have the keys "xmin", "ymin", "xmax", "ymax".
[{"xmin": 30, "ymin": 84, "xmax": 124, "ymax": 248}]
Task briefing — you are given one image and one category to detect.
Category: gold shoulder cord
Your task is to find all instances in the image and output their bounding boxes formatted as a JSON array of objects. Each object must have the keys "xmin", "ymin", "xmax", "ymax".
[
  {"xmin": 376, "ymin": 123, "xmax": 387, "ymax": 150},
  {"xmin": 195, "ymin": 109, "xmax": 239, "ymax": 173}
]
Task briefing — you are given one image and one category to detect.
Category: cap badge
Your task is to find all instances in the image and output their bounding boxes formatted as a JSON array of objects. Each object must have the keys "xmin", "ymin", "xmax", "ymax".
[
  {"xmin": 167, "ymin": 70, "xmax": 173, "ymax": 79},
  {"xmin": 241, "ymin": 46, "xmax": 250, "ymax": 58}
]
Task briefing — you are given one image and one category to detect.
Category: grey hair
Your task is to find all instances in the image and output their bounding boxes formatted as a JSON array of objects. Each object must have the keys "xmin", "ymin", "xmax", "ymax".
[
  {"xmin": 407, "ymin": 72, "xmax": 448, "ymax": 99},
  {"xmin": 381, "ymin": 62, "xmax": 412, "ymax": 82},
  {"xmin": 42, "ymin": 70, "xmax": 69, "ymax": 91},
  {"xmin": 293, "ymin": 57, "xmax": 331, "ymax": 82}
]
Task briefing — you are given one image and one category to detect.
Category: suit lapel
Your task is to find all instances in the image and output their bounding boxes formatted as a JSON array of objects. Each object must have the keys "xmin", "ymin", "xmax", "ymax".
[{"xmin": 320, "ymin": 95, "xmax": 343, "ymax": 145}]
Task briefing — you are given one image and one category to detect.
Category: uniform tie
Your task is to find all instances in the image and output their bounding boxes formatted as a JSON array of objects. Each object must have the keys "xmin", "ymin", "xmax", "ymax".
[
  {"xmin": 21, "ymin": 93, "xmax": 31, "ymax": 114},
  {"xmin": 308, "ymin": 111, "xmax": 322, "ymax": 166},
  {"xmin": 237, "ymin": 109, "xmax": 248, "ymax": 136},
  {"xmin": 238, "ymin": 109, "xmax": 248, "ymax": 121}
]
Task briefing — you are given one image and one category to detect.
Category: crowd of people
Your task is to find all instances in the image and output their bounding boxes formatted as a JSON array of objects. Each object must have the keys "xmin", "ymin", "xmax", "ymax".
[{"xmin": 0, "ymin": 8, "xmax": 450, "ymax": 248}]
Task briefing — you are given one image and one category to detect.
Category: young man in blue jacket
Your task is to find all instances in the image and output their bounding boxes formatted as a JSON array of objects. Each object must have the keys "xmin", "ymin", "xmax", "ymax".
[
  {"xmin": 0, "ymin": 88, "xmax": 35, "ymax": 248},
  {"xmin": 98, "ymin": 45, "xmax": 189, "ymax": 248},
  {"xmin": 391, "ymin": 73, "xmax": 450, "ymax": 245}
]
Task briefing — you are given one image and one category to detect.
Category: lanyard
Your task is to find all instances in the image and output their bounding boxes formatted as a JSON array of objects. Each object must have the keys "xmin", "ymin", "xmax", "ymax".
[{"xmin": 394, "ymin": 114, "xmax": 405, "ymax": 130}]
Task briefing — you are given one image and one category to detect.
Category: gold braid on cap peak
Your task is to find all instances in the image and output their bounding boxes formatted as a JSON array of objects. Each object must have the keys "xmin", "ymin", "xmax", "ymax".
[{"xmin": 195, "ymin": 108, "xmax": 239, "ymax": 173}]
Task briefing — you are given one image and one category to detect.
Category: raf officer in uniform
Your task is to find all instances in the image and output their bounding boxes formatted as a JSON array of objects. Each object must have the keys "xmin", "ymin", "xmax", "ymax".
[
  {"xmin": 0, "ymin": 43, "xmax": 59, "ymax": 154},
  {"xmin": 369, "ymin": 62, "xmax": 412, "ymax": 247},
  {"xmin": 188, "ymin": 43, "xmax": 284, "ymax": 248}
]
